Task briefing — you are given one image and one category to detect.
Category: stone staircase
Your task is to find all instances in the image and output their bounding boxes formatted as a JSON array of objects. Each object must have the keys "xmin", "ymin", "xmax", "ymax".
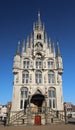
[
  {"xmin": 7, "ymin": 108, "xmax": 65, "ymax": 126},
  {"xmin": 0, "ymin": 121, "xmax": 4, "ymax": 125}
]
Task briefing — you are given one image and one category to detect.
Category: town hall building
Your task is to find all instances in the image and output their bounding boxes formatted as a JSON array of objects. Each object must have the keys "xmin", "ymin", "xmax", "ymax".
[{"xmin": 10, "ymin": 12, "xmax": 64, "ymax": 125}]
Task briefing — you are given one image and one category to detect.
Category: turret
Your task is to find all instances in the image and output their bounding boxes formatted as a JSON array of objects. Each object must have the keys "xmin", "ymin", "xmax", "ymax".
[
  {"xmin": 45, "ymin": 32, "xmax": 48, "ymax": 46},
  {"xmin": 13, "ymin": 41, "xmax": 21, "ymax": 74},
  {"xmin": 48, "ymin": 37, "xmax": 51, "ymax": 53},
  {"xmin": 30, "ymin": 33, "xmax": 33, "ymax": 48},
  {"xmin": 22, "ymin": 40, "xmax": 25, "ymax": 54},
  {"xmin": 26, "ymin": 36, "xmax": 29, "ymax": 52},
  {"xmin": 57, "ymin": 41, "xmax": 61, "ymax": 56},
  {"xmin": 16, "ymin": 41, "xmax": 20, "ymax": 55},
  {"xmin": 51, "ymin": 42, "xmax": 55, "ymax": 57},
  {"xmin": 56, "ymin": 42, "xmax": 63, "ymax": 74}
]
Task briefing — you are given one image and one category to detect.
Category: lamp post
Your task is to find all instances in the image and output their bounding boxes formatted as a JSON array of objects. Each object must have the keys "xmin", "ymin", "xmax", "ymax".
[
  {"xmin": 64, "ymin": 102, "xmax": 67, "ymax": 124},
  {"xmin": 7, "ymin": 104, "xmax": 11, "ymax": 125}
]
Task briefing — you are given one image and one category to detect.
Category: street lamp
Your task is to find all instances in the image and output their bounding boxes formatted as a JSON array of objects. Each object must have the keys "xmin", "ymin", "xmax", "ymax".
[
  {"xmin": 7, "ymin": 104, "xmax": 11, "ymax": 125},
  {"xmin": 64, "ymin": 102, "xmax": 67, "ymax": 124}
]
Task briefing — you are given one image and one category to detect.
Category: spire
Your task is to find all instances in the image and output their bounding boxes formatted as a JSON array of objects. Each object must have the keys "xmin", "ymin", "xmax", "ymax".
[
  {"xmin": 57, "ymin": 42, "xmax": 61, "ymax": 56},
  {"xmin": 38, "ymin": 11, "xmax": 41, "ymax": 28},
  {"xmin": 49, "ymin": 38, "xmax": 51, "ymax": 52},
  {"xmin": 25, "ymin": 40, "xmax": 26, "ymax": 52},
  {"xmin": 45, "ymin": 32, "xmax": 48, "ymax": 43},
  {"xmin": 51, "ymin": 42, "xmax": 54, "ymax": 52},
  {"xmin": 33, "ymin": 22, "xmax": 35, "ymax": 30},
  {"xmin": 43, "ymin": 23, "xmax": 45, "ymax": 30},
  {"xmin": 51, "ymin": 42, "xmax": 55, "ymax": 56},
  {"xmin": 33, "ymin": 11, "xmax": 44, "ymax": 30},
  {"xmin": 16, "ymin": 41, "xmax": 20, "ymax": 55},
  {"xmin": 22, "ymin": 40, "xmax": 25, "ymax": 53},
  {"xmin": 26, "ymin": 36, "xmax": 29, "ymax": 52},
  {"xmin": 30, "ymin": 33, "xmax": 33, "ymax": 48}
]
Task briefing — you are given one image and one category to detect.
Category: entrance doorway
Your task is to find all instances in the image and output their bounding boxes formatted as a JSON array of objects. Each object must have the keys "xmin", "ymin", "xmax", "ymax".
[{"xmin": 31, "ymin": 93, "xmax": 45, "ymax": 113}]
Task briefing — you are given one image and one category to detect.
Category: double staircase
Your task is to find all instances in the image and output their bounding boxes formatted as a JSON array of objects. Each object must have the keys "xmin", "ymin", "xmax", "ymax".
[{"xmin": 7, "ymin": 107, "xmax": 65, "ymax": 126}]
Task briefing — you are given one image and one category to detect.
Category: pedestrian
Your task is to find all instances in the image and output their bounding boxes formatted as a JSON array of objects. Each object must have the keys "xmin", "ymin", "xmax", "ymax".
[{"xmin": 4, "ymin": 117, "xmax": 7, "ymax": 126}]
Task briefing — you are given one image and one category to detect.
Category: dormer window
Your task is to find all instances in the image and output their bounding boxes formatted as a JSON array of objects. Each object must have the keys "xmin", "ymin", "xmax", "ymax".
[{"xmin": 37, "ymin": 33, "xmax": 41, "ymax": 39}]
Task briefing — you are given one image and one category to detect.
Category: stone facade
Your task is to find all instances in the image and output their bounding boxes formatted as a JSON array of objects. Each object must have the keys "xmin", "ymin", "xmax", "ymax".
[
  {"xmin": 0, "ymin": 105, "xmax": 7, "ymax": 120},
  {"xmin": 11, "ymin": 12, "xmax": 63, "ymax": 113}
]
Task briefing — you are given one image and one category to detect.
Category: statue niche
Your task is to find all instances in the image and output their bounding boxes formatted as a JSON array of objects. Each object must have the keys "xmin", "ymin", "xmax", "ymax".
[{"xmin": 35, "ymin": 42, "xmax": 43, "ymax": 51}]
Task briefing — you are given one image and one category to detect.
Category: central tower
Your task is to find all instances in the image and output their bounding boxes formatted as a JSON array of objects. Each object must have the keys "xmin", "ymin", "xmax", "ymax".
[{"xmin": 11, "ymin": 12, "xmax": 63, "ymax": 113}]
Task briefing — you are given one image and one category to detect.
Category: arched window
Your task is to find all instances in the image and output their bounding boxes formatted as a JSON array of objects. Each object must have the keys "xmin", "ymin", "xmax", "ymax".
[
  {"xmin": 48, "ymin": 59, "xmax": 54, "ymax": 69},
  {"xmin": 22, "ymin": 71, "xmax": 29, "ymax": 84},
  {"xmin": 48, "ymin": 87, "xmax": 56, "ymax": 109},
  {"xmin": 48, "ymin": 72, "xmax": 55, "ymax": 83},
  {"xmin": 36, "ymin": 59, "xmax": 42, "ymax": 69},
  {"xmin": 23, "ymin": 59, "xmax": 30, "ymax": 69},
  {"xmin": 21, "ymin": 87, "xmax": 28, "ymax": 98},
  {"xmin": 37, "ymin": 34, "xmax": 41, "ymax": 39},
  {"xmin": 20, "ymin": 87, "xmax": 28, "ymax": 109},
  {"xmin": 35, "ymin": 71, "xmax": 42, "ymax": 84}
]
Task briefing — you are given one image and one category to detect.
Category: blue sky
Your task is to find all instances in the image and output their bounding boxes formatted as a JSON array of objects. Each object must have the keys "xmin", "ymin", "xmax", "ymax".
[{"xmin": 0, "ymin": 0, "xmax": 75, "ymax": 105}]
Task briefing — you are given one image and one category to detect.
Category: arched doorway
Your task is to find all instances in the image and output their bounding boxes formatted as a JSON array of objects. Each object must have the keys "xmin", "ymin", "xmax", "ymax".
[{"xmin": 31, "ymin": 93, "xmax": 45, "ymax": 113}]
